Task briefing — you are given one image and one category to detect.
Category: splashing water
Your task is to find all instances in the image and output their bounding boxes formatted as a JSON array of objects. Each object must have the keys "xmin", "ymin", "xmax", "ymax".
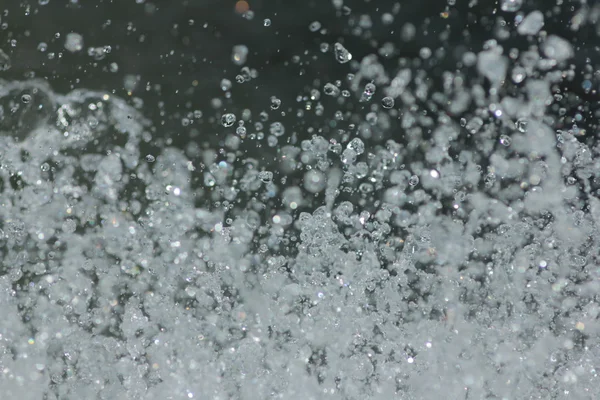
[{"xmin": 0, "ymin": 2, "xmax": 599, "ymax": 400}]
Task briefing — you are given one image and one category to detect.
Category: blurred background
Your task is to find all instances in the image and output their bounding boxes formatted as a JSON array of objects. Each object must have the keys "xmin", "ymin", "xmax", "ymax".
[{"xmin": 2, "ymin": 0, "xmax": 597, "ymax": 150}]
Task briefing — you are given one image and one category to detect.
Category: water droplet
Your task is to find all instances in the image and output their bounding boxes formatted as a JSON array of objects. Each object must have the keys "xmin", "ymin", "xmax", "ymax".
[
  {"xmin": 269, "ymin": 122, "xmax": 285, "ymax": 137},
  {"xmin": 309, "ymin": 21, "xmax": 322, "ymax": 32},
  {"xmin": 542, "ymin": 35, "xmax": 574, "ymax": 63},
  {"xmin": 259, "ymin": 171, "xmax": 273, "ymax": 183},
  {"xmin": 145, "ymin": 154, "xmax": 156, "ymax": 163},
  {"xmin": 221, "ymin": 113, "xmax": 237, "ymax": 127},
  {"xmin": 270, "ymin": 96, "xmax": 281, "ymax": 110},
  {"xmin": 381, "ymin": 96, "xmax": 395, "ymax": 109},
  {"xmin": 304, "ymin": 170, "xmax": 326, "ymax": 193},
  {"xmin": 21, "ymin": 94, "xmax": 31, "ymax": 104},
  {"xmin": 516, "ymin": 118, "xmax": 528, "ymax": 132},
  {"xmin": 0, "ymin": 49, "xmax": 11, "ymax": 71},
  {"xmin": 231, "ymin": 44, "xmax": 249, "ymax": 66},
  {"xmin": 361, "ymin": 82, "xmax": 376, "ymax": 102},
  {"xmin": 64, "ymin": 32, "xmax": 84, "ymax": 53},
  {"xmin": 511, "ymin": 66, "xmax": 526, "ymax": 83},
  {"xmin": 220, "ymin": 78, "xmax": 232, "ymax": 91},
  {"xmin": 499, "ymin": 135, "xmax": 512, "ymax": 146},
  {"xmin": 324, "ymin": 83, "xmax": 340, "ymax": 96},
  {"xmin": 517, "ymin": 10, "xmax": 544, "ymax": 36},
  {"xmin": 204, "ymin": 172, "xmax": 216, "ymax": 187},
  {"xmin": 347, "ymin": 138, "xmax": 365, "ymax": 155},
  {"xmin": 263, "ymin": 18, "xmax": 271, "ymax": 27},
  {"xmin": 500, "ymin": 0, "xmax": 523, "ymax": 12},
  {"xmin": 333, "ymin": 42, "xmax": 352, "ymax": 64},
  {"xmin": 408, "ymin": 175, "xmax": 419, "ymax": 186}
]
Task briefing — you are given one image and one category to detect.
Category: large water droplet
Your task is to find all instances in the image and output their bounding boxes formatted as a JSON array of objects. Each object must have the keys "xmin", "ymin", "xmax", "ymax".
[
  {"xmin": 333, "ymin": 42, "xmax": 352, "ymax": 64},
  {"xmin": 221, "ymin": 113, "xmax": 237, "ymax": 127},
  {"xmin": 500, "ymin": 0, "xmax": 523, "ymax": 12}
]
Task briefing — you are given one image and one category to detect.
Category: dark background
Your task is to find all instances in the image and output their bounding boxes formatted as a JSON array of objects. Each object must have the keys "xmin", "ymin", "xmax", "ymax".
[{"xmin": 1, "ymin": 0, "xmax": 598, "ymax": 149}]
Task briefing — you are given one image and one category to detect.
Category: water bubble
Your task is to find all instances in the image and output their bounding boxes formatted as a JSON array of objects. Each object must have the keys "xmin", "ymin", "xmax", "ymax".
[
  {"xmin": 381, "ymin": 96, "xmax": 395, "ymax": 109},
  {"xmin": 40, "ymin": 162, "xmax": 50, "ymax": 172},
  {"xmin": 499, "ymin": 135, "xmax": 512, "ymax": 146},
  {"xmin": 542, "ymin": 35, "xmax": 574, "ymax": 63},
  {"xmin": 517, "ymin": 10, "xmax": 544, "ymax": 36},
  {"xmin": 258, "ymin": 171, "xmax": 273, "ymax": 183},
  {"xmin": 220, "ymin": 78, "xmax": 232, "ymax": 91},
  {"xmin": 0, "ymin": 49, "xmax": 10, "ymax": 71},
  {"xmin": 263, "ymin": 18, "xmax": 271, "ymax": 27},
  {"xmin": 270, "ymin": 96, "xmax": 281, "ymax": 109},
  {"xmin": 347, "ymin": 138, "xmax": 365, "ymax": 155},
  {"xmin": 269, "ymin": 122, "xmax": 285, "ymax": 137},
  {"xmin": 309, "ymin": 21, "xmax": 322, "ymax": 32},
  {"xmin": 145, "ymin": 154, "xmax": 156, "ymax": 163},
  {"xmin": 231, "ymin": 44, "xmax": 249, "ymax": 65},
  {"xmin": 21, "ymin": 94, "xmax": 32, "ymax": 104},
  {"xmin": 62, "ymin": 219, "xmax": 77, "ymax": 234},
  {"xmin": 500, "ymin": 0, "xmax": 523, "ymax": 12},
  {"xmin": 511, "ymin": 66, "xmax": 526, "ymax": 83},
  {"xmin": 333, "ymin": 42, "xmax": 352, "ymax": 64},
  {"xmin": 361, "ymin": 82, "xmax": 376, "ymax": 102},
  {"xmin": 516, "ymin": 118, "xmax": 528, "ymax": 132},
  {"xmin": 64, "ymin": 32, "xmax": 84, "ymax": 52},
  {"xmin": 304, "ymin": 169, "xmax": 326, "ymax": 193},
  {"xmin": 221, "ymin": 113, "xmax": 237, "ymax": 127},
  {"xmin": 204, "ymin": 172, "xmax": 216, "ymax": 187},
  {"xmin": 324, "ymin": 83, "xmax": 340, "ymax": 96},
  {"xmin": 408, "ymin": 175, "xmax": 419, "ymax": 186}
]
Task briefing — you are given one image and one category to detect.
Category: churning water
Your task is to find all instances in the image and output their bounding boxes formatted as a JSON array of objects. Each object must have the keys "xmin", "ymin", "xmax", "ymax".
[{"xmin": 1, "ymin": 1, "xmax": 600, "ymax": 399}]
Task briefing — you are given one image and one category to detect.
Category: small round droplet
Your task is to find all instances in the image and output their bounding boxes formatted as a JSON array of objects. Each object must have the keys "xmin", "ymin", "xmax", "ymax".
[
  {"xmin": 263, "ymin": 18, "xmax": 271, "ymax": 27},
  {"xmin": 258, "ymin": 171, "xmax": 273, "ymax": 183},
  {"xmin": 333, "ymin": 42, "xmax": 352, "ymax": 64},
  {"xmin": 499, "ymin": 135, "xmax": 512, "ymax": 146},
  {"xmin": 381, "ymin": 96, "xmax": 395, "ymax": 109},
  {"xmin": 324, "ymin": 83, "xmax": 340, "ymax": 96},
  {"xmin": 269, "ymin": 122, "xmax": 285, "ymax": 137},
  {"xmin": 145, "ymin": 154, "xmax": 156, "ymax": 163},
  {"xmin": 309, "ymin": 21, "xmax": 322, "ymax": 32},
  {"xmin": 231, "ymin": 45, "xmax": 249, "ymax": 66},
  {"xmin": 408, "ymin": 175, "xmax": 419, "ymax": 186},
  {"xmin": 220, "ymin": 78, "xmax": 232, "ymax": 91},
  {"xmin": 515, "ymin": 118, "xmax": 528, "ymax": 132},
  {"xmin": 270, "ymin": 96, "xmax": 281, "ymax": 110},
  {"xmin": 500, "ymin": 0, "xmax": 523, "ymax": 12},
  {"xmin": 221, "ymin": 113, "xmax": 237, "ymax": 127},
  {"xmin": 304, "ymin": 170, "xmax": 327, "ymax": 193},
  {"xmin": 21, "ymin": 94, "xmax": 32, "ymax": 104},
  {"xmin": 64, "ymin": 32, "xmax": 84, "ymax": 53}
]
